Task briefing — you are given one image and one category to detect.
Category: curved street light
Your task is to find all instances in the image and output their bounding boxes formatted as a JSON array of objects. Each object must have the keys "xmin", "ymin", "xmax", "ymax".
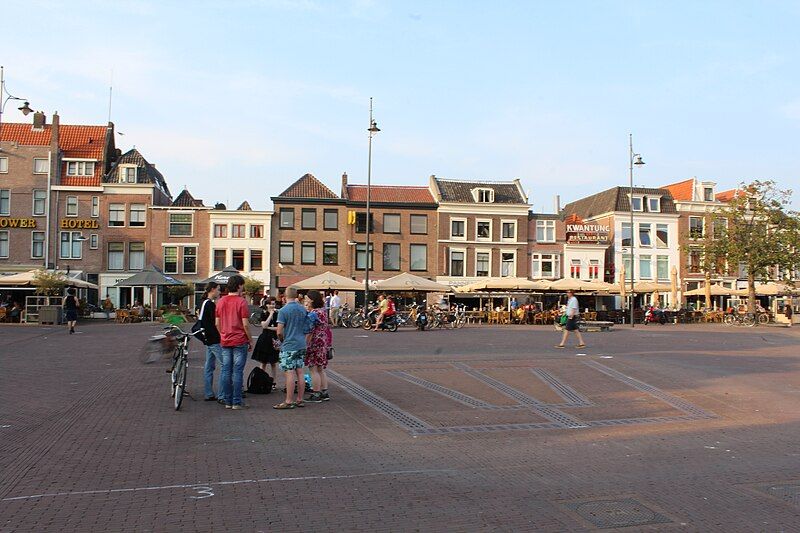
[
  {"xmin": 0, "ymin": 66, "xmax": 34, "ymax": 148},
  {"xmin": 628, "ymin": 133, "xmax": 645, "ymax": 327},
  {"xmin": 364, "ymin": 98, "xmax": 379, "ymax": 309}
]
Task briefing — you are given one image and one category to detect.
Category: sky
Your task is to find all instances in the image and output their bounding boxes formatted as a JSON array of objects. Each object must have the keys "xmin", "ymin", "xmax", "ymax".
[{"xmin": 3, "ymin": 0, "xmax": 799, "ymax": 211}]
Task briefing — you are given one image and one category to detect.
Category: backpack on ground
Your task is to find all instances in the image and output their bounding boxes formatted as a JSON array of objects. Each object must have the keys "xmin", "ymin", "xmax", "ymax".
[{"xmin": 246, "ymin": 367, "xmax": 274, "ymax": 394}]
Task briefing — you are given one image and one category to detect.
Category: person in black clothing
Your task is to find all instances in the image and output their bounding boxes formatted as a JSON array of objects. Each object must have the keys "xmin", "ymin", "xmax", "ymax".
[
  {"xmin": 252, "ymin": 296, "xmax": 280, "ymax": 387},
  {"xmin": 63, "ymin": 287, "xmax": 79, "ymax": 334},
  {"xmin": 199, "ymin": 282, "xmax": 222, "ymax": 401}
]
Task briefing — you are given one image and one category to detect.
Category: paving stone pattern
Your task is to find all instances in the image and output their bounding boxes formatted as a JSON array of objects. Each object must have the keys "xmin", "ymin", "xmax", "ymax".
[{"xmin": 1, "ymin": 322, "xmax": 800, "ymax": 531}]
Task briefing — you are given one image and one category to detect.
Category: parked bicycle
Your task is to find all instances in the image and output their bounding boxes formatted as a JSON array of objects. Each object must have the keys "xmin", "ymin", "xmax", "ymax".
[
  {"xmin": 724, "ymin": 312, "xmax": 757, "ymax": 327},
  {"xmin": 162, "ymin": 324, "xmax": 204, "ymax": 410}
]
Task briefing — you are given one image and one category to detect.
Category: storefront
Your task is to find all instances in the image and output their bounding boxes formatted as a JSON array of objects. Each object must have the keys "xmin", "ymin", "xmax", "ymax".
[{"xmin": 99, "ymin": 273, "xmax": 153, "ymax": 309}]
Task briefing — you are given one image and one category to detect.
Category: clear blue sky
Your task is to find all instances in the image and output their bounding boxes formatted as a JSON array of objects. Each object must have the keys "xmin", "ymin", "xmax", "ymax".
[{"xmin": 4, "ymin": 1, "xmax": 799, "ymax": 210}]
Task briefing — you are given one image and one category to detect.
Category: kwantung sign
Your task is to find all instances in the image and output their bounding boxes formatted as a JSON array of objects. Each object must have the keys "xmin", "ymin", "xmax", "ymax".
[{"xmin": 566, "ymin": 223, "xmax": 610, "ymax": 244}]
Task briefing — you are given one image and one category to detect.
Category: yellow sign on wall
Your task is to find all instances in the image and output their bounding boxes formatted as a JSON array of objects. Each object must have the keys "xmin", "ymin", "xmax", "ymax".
[
  {"xmin": 60, "ymin": 219, "xmax": 100, "ymax": 229},
  {"xmin": 0, "ymin": 218, "xmax": 37, "ymax": 228}
]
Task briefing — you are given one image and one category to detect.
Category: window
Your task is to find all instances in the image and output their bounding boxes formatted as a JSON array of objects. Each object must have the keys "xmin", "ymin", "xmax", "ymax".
[
  {"xmin": 129, "ymin": 204, "xmax": 146, "ymax": 227},
  {"xmin": 621, "ymin": 222, "xmax": 632, "ymax": 247},
  {"xmin": 474, "ymin": 188, "xmax": 494, "ymax": 203},
  {"xmin": 122, "ymin": 167, "xmax": 137, "ymax": 183},
  {"xmin": 383, "ymin": 243, "xmax": 400, "ymax": 271},
  {"xmin": 476, "ymin": 252, "xmax": 490, "ymax": 277},
  {"xmin": 639, "ymin": 223, "xmax": 652, "ymax": 247},
  {"xmin": 232, "ymin": 224, "xmax": 245, "ymax": 238},
  {"xmin": 279, "ymin": 242, "xmax": 294, "ymax": 264},
  {"xmin": 631, "ymin": 196, "xmax": 643, "ymax": 211},
  {"xmin": 323, "ymin": 209, "xmax": 338, "ymax": 230},
  {"xmin": 647, "ymin": 197, "xmax": 661, "ymax": 212},
  {"xmin": 713, "ymin": 218, "xmax": 727, "ymax": 239},
  {"xmin": 108, "ymin": 243, "xmax": 125, "ymax": 270},
  {"xmin": 91, "ymin": 196, "xmax": 99, "ymax": 217},
  {"xmin": 0, "ymin": 157, "xmax": 7, "ymax": 173},
  {"xmin": 32, "ymin": 190, "xmax": 47, "ymax": 216},
  {"xmin": 639, "ymin": 255, "xmax": 652, "ymax": 279},
  {"xmin": 355, "ymin": 213, "xmax": 374, "ymax": 233},
  {"xmin": 301, "ymin": 242, "xmax": 316, "ymax": 265},
  {"xmin": 450, "ymin": 250, "xmax": 465, "ymax": 277},
  {"xmin": 59, "ymin": 232, "xmax": 82, "ymax": 259},
  {"xmin": 250, "ymin": 225, "xmax": 263, "ymax": 238},
  {"xmin": 169, "ymin": 213, "xmax": 192, "ymax": 236},
  {"xmin": 476, "ymin": 220, "xmax": 491, "ymax": 240},
  {"xmin": 279, "ymin": 208, "xmax": 294, "ymax": 229},
  {"xmin": 410, "ymin": 214, "xmax": 427, "ymax": 234},
  {"xmin": 589, "ymin": 259, "xmax": 600, "ymax": 280},
  {"xmin": 0, "ymin": 189, "xmax": 8, "ymax": 215},
  {"xmin": 355, "ymin": 243, "xmax": 373, "ymax": 270},
  {"xmin": 163, "ymin": 247, "xmax": 178, "ymax": 273},
  {"xmin": 570, "ymin": 259, "xmax": 581, "ymax": 279},
  {"xmin": 0, "ymin": 231, "xmax": 7, "ymax": 258},
  {"xmin": 657, "ymin": 256, "xmax": 669, "ymax": 280},
  {"xmin": 323, "ymin": 242, "xmax": 338, "ymax": 265},
  {"xmin": 501, "ymin": 252, "xmax": 516, "ymax": 277},
  {"xmin": 213, "ymin": 224, "xmax": 227, "ymax": 238},
  {"xmin": 410, "ymin": 244, "xmax": 427, "ymax": 271},
  {"xmin": 623, "ymin": 254, "xmax": 633, "ymax": 280},
  {"xmin": 703, "ymin": 187, "xmax": 714, "ymax": 202},
  {"xmin": 536, "ymin": 220, "xmax": 555, "ymax": 242},
  {"xmin": 89, "ymin": 234, "xmax": 98, "ymax": 249},
  {"xmin": 183, "ymin": 246, "xmax": 197, "ymax": 274},
  {"xmin": 213, "ymin": 249, "xmax": 227, "ymax": 271},
  {"xmin": 109, "ymin": 203, "xmax": 125, "ymax": 227},
  {"xmin": 689, "ymin": 216, "xmax": 704, "ymax": 239},
  {"xmin": 129, "ymin": 242, "xmax": 145, "ymax": 271},
  {"xmin": 502, "ymin": 221, "xmax": 516, "ymax": 240},
  {"xmin": 301, "ymin": 208, "xmax": 316, "ymax": 230},
  {"xmin": 531, "ymin": 254, "xmax": 559, "ymax": 278},
  {"xmin": 450, "ymin": 219, "xmax": 466, "ymax": 239},
  {"xmin": 66, "ymin": 161, "xmax": 95, "ymax": 176},
  {"xmin": 250, "ymin": 250, "xmax": 263, "ymax": 271},
  {"xmin": 656, "ymin": 224, "xmax": 669, "ymax": 248},
  {"xmin": 383, "ymin": 214, "xmax": 401, "ymax": 234},
  {"xmin": 33, "ymin": 158, "xmax": 48, "ymax": 174},
  {"xmin": 31, "ymin": 231, "xmax": 45, "ymax": 259},
  {"xmin": 66, "ymin": 196, "xmax": 78, "ymax": 217}
]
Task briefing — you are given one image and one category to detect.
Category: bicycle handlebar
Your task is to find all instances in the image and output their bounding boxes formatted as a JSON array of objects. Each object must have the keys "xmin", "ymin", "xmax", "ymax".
[{"xmin": 163, "ymin": 325, "xmax": 204, "ymax": 339}]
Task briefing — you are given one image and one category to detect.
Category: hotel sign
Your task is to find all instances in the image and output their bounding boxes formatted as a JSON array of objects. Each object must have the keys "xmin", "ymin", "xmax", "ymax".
[
  {"xmin": 60, "ymin": 219, "xmax": 100, "ymax": 229},
  {"xmin": 0, "ymin": 218, "xmax": 37, "ymax": 228},
  {"xmin": 566, "ymin": 223, "xmax": 610, "ymax": 244}
]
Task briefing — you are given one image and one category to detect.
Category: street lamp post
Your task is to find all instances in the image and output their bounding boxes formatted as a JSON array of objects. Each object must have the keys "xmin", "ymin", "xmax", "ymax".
[
  {"xmin": 628, "ymin": 133, "xmax": 645, "ymax": 327},
  {"xmin": 0, "ymin": 66, "xmax": 34, "ymax": 146},
  {"xmin": 364, "ymin": 98, "xmax": 380, "ymax": 308}
]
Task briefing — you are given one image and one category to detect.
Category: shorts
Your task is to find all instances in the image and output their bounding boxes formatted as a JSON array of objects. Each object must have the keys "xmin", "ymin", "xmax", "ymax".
[
  {"xmin": 279, "ymin": 349, "xmax": 306, "ymax": 372},
  {"xmin": 565, "ymin": 316, "xmax": 579, "ymax": 331}
]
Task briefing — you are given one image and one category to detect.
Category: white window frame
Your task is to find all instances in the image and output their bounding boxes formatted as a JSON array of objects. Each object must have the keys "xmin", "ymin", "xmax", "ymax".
[
  {"xmin": 0, "ymin": 157, "xmax": 8, "ymax": 173},
  {"xmin": 475, "ymin": 219, "xmax": 492, "ymax": 241},
  {"xmin": 703, "ymin": 187, "xmax": 714, "ymax": 202},
  {"xmin": 107, "ymin": 242, "xmax": 125, "ymax": 271},
  {"xmin": 639, "ymin": 254, "xmax": 653, "ymax": 280},
  {"xmin": 0, "ymin": 230, "xmax": 9, "ymax": 258},
  {"xmin": 536, "ymin": 220, "xmax": 556, "ymax": 243},
  {"xmin": 630, "ymin": 195, "xmax": 644, "ymax": 212},
  {"xmin": 475, "ymin": 249, "xmax": 491, "ymax": 277},
  {"xmin": 163, "ymin": 246, "xmax": 179, "ymax": 274},
  {"xmin": 182, "ymin": 246, "xmax": 197, "ymax": 274},
  {"xmin": 0, "ymin": 189, "xmax": 9, "ymax": 216},
  {"xmin": 450, "ymin": 217, "xmax": 467, "ymax": 240},
  {"xmin": 119, "ymin": 165, "xmax": 137, "ymax": 183},
  {"xmin": 129, "ymin": 204, "xmax": 146, "ymax": 227},
  {"xmin": 168, "ymin": 212, "xmax": 193, "ymax": 237},
  {"xmin": 500, "ymin": 249, "xmax": 516, "ymax": 277},
  {"xmin": 647, "ymin": 196, "xmax": 661, "ymax": 213},
  {"xmin": 472, "ymin": 188, "xmax": 495, "ymax": 203},
  {"xmin": 89, "ymin": 234, "xmax": 99, "ymax": 250},
  {"xmin": 108, "ymin": 203, "xmax": 125, "ymax": 227},
  {"xmin": 59, "ymin": 231, "xmax": 83, "ymax": 259},
  {"xmin": 409, "ymin": 243, "xmax": 427, "ymax": 272},
  {"xmin": 31, "ymin": 231, "xmax": 45, "ymax": 259},
  {"xmin": 689, "ymin": 216, "xmax": 704, "ymax": 239},
  {"xmin": 66, "ymin": 160, "xmax": 95, "ymax": 177},
  {"xmin": 129, "ymin": 242, "xmax": 146, "ymax": 271},
  {"xmin": 32, "ymin": 189, "xmax": 47, "ymax": 216},
  {"xmin": 500, "ymin": 219, "xmax": 517, "ymax": 241},
  {"xmin": 655, "ymin": 224, "xmax": 669, "ymax": 249},
  {"xmin": 656, "ymin": 255, "xmax": 669, "ymax": 280},
  {"xmin": 449, "ymin": 247, "xmax": 466, "ymax": 277},
  {"xmin": 570, "ymin": 259, "xmax": 581, "ymax": 279},
  {"xmin": 33, "ymin": 158, "xmax": 48, "ymax": 174},
  {"xmin": 639, "ymin": 223, "xmax": 652, "ymax": 248},
  {"xmin": 588, "ymin": 259, "xmax": 600, "ymax": 280},
  {"xmin": 65, "ymin": 196, "xmax": 79, "ymax": 217},
  {"xmin": 531, "ymin": 253, "xmax": 560, "ymax": 279},
  {"xmin": 91, "ymin": 196, "xmax": 100, "ymax": 217}
]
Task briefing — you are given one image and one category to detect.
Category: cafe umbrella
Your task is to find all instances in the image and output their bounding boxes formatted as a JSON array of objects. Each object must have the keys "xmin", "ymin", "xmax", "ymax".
[
  {"xmin": 114, "ymin": 266, "xmax": 184, "ymax": 321},
  {"xmin": 199, "ymin": 265, "xmax": 240, "ymax": 286}
]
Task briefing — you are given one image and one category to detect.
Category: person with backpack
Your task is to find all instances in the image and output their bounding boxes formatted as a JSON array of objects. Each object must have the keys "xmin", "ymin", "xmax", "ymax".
[
  {"xmin": 304, "ymin": 290, "xmax": 332, "ymax": 403},
  {"xmin": 63, "ymin": 287, "xmax": 79, "ymax": 334},
  {"xmin": 215, "ymin": 275, "xmax": 252, "ymax": 410},
  {"xmin": 199, "ymin": 282, "xmax": 222, "ymax": 401},
  {"xmin": 252, "ymin": 296, "xmax": 280, "ymax": 387}
]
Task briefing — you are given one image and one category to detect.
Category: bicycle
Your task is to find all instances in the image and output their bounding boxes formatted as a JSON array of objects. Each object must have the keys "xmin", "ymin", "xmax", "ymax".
[
  {"xmin": 723, "ymin": 312, "xmax": 757, "ymax": 327},
  {"xmin": 163, "ymin": 325, "xmax": 204, "ymax": 410}
]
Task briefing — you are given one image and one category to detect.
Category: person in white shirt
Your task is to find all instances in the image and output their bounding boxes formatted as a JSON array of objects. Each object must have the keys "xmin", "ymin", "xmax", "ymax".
[
  {"xmin": 556, "ymin": 290, "xmax": 586, "ymax": 349},
  {"xmin": 329, "ymin": 290, "xmax": 342, "ymax": 327}
]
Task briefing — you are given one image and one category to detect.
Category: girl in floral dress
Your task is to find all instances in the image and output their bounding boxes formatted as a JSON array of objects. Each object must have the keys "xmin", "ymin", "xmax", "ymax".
[{"xmin": 304, "ymin": 290, "xmax": 332, "ymax": 403}]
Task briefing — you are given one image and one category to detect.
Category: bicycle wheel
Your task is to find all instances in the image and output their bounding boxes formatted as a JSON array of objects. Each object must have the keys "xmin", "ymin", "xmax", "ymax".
[
  {"xmin": 723, "ymin": 314, "xmax": 736, "ymax": 326},
  {"xmin": 741, "ymin": 313, "xmax": 757, "ymax": 327},
  {"xmin": 758, "ymin": 313, "xmax": 770, "ymax": 325},
  {"xmin": 169, "ymin": 353, "xmax": 179, "ymax": 397},
  {"xmin": 174, "ymin": 355, "xmax": 188, "ymax": 410},
  {"xmin": 455, "ymin": 317, "xmax": 466, "ymax": 329},
  {"xmin": 349, "ymin": 313, "xmax": 364, "ymax": 329}
]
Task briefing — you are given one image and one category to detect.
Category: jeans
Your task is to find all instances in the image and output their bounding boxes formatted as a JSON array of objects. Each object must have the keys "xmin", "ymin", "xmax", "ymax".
[
  {"xmin": 204, "ymin": 343, "xmax": 222, "ymax": 399},
  {"xmin": 220, "ymin": 344, "xmax": 248, "ymax": 406}
]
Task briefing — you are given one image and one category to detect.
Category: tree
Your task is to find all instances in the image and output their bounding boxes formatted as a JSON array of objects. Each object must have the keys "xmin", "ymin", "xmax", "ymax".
[
  {"xmin": 167, "ymin": 282, "xmax": 194, "ymax": 307},
  {"xmin": 243, "ymin": 276, "xmax": 264, "ymax": 303},
  {"xmin": 699, "ymin": 180, "xmax": 799, "ymax": 312},
  {"xmin": 33, "ymin": 270, "xmax": 67, "ymax": 296}
]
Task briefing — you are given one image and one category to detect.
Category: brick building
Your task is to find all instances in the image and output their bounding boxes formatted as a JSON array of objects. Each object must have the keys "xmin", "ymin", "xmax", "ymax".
[
  {"xmin": 527, "ymin": 212, "xmax": 567, "ymax": 280},
  {"xmin": 430, "ymin": 176, "xmax": 530, "ymax": 287}
]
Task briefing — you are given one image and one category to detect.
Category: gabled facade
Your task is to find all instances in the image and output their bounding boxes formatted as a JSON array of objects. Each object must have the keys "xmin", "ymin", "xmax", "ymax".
[
  {"xmin": 208, "ymin": 202, "xmax": 272, "ymax": 288},
  {"xmin": 430, "ymin": 176, "xmax": 530, "ymax": 286}
]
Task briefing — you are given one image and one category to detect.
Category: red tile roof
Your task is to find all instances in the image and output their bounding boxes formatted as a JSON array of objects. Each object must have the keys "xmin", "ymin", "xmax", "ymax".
[
  {"xmin": 0, "ymin": 122, "xmax": 107, "ymax": 160},
  {"xmin": 716, "ymin": 189, "xmax": 737, "ymax": 202},
  {"xmin": 346, "ymin": 185, "xmax": 435, "ymax": 204},
  {"xmin": 278, "ymin": 174, "xmax": 339, "ymax": 199},
  {"xmin": 61, "ymin": 176, "xmax": 101, "ymax": 187},
  {"xmin": 661, "ymin": 178, "xmax": 695, "ymax": 201}
]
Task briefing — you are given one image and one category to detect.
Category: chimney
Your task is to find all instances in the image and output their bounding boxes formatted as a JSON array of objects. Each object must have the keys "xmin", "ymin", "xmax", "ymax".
[
  {"xmin": 33, "ymin": 111, "xmax": 46, "ymax": 130},
  {"xmin": 341, "ymin": 172, "xmax": 348, "ymax": 197},
  {"xmin": 554, "ymin": 195, "xmax": 561, "ymax": 214}
]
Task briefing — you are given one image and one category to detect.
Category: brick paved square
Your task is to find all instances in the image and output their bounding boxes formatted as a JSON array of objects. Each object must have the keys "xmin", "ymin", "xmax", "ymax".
[{"xmin": 1, "ymin": 322, "xmax": 799, "ymax": 531}]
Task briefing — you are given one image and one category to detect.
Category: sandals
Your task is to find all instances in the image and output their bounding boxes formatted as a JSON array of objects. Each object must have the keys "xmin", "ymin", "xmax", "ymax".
[
  {"xmin": 576, "ymin": 344, "xmax": 586, "ymax": 348},
  {"xmin": 554, "ymin": 345, "xmax": 565, "ymax": 349},
  {"xmin": 273, "ymin": 402, "xmax": 295, "ymax": 410},
  {"xmin": 294, "ymin": 401, "xmax": 305, "ymax": 408}
]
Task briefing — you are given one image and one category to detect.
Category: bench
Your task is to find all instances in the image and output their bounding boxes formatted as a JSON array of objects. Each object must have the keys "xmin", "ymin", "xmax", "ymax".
[{"xmin": 580, "ymin": 320, "xmax": 614, "ymax": 332}]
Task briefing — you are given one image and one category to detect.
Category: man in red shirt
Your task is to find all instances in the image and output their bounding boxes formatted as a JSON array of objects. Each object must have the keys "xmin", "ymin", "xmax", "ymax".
[{"xmin": 215, "ymin": 274, "xmax": 252, "ymax": 409}]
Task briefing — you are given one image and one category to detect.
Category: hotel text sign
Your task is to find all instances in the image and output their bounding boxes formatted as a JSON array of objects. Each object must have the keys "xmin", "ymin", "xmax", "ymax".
[
  {"xmin": 60, "ymin": 219, "xmax": 100, "ymax": 229},
  {"xmin": 566, "ymin": 223, "xmax": 610, "ymax": 243}
]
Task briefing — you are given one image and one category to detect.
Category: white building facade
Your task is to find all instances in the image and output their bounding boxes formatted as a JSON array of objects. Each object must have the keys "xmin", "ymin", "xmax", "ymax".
[{"xmin": 208, "ymin": 206, "xmax": 272, "ymax": 289}]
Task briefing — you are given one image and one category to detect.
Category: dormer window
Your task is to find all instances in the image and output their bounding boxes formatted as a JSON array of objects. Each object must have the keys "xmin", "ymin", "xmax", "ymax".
[
  {"xmin": 703, "ymin": 187, "xmax": 714, "ymax": 202},
  {"xmin": 66, "ymin": 161, "xmax": 95, "ymax": 176},
  {"xmin": 630, "ymin": 196, "xmax": 643, "ymax": 211},
  {"xmin": 647, "ymin": 197, "xmax": 661, "ymax": 212},
  {"xmin": 473, "ymin": 188, "xmax": 494, "ymax": 203},
  {"xmin": 119, "ymin": 166, "xmax": 137, "ymax": 183}
]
